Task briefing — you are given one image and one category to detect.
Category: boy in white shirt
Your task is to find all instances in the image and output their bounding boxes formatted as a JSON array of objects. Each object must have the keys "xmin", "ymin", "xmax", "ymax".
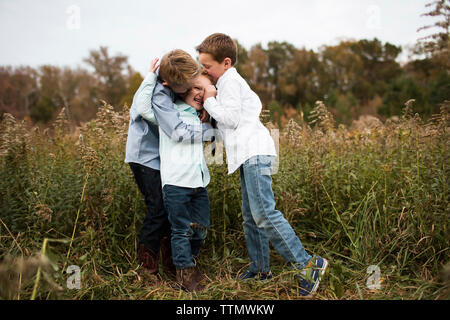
[{"xmin": 196, "ymin": 33, "xmax": 328, "ymax": 296}]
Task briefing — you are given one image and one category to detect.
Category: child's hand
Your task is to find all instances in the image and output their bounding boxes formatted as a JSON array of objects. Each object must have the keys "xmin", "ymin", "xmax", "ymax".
[
  {"xmin": 199, "ymin": 109, "xmax": 210, "ymax": 122},
  {"xmin": 149, "ymin": 58, "xmax": 160, "ymax": 73},
  {"xmin": 203, "ymin": 84, "xmax": 217, "ymax": 101}
]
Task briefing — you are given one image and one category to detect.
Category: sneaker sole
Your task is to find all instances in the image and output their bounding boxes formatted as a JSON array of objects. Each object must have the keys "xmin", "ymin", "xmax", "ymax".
[{"xmin": 310, "ymin": 258, "xmax": 329, "ymax": 295}]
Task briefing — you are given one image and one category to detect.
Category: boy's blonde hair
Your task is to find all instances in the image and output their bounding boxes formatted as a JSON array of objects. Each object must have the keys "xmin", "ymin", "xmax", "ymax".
[
  {"xmin": 159, "ymin": 49, "xmax": 202, "ymax": 89},
  {"xmin": 196, "ymin": 33, "xmax": 237, "ymax": 66}
]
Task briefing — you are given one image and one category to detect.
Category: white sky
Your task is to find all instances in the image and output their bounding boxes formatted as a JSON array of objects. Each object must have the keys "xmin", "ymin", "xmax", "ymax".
[{"xmin": 0, "ymin": 0, "xmax": 436, "ymax": 75}]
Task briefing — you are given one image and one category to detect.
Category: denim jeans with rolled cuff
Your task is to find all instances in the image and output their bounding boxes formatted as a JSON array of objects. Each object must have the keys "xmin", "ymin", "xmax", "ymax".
[
  {"xmin": 162, "ymin": 184, "xmax": 210, "ymax": 269},
  {"xmin": 240, "ymin": 155, "xmax": 312, "ymax": 273}
]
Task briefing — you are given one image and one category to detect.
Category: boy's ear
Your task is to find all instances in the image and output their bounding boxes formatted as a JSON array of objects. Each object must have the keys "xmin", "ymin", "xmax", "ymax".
[{"xmin": 223, "ymin": 57, "xmax": 232, "ymax": 69}]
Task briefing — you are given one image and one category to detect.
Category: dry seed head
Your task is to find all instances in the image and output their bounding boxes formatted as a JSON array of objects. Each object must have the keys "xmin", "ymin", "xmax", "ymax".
[
  {"xmin": 34, "ymin": 204, "xmax": 53, "ymax": 223},
  {"xmin": 0, "ymin": 113, "xmax": 29, "ymax": 160},
  {"xmin": 96, "ymin": 100, "xmax": 115, "ymax": 129},
  {"xmin": 282, "ymin": 118, "xmax": 303, "ymax": 147},
  {"xmin": 101, "ymin": 188, "xmax": 114, "ymax": 204},
  {"xmin": 424, "ymin": 102, "xmax": 449, "ymax": 137},
  {"xmin": 402, "ymin": 99, "xmax": 416, "ymax": 120},
  {"xmin": 54, "ymin": 107, "xmax": 70, "ymax": 135},
  {"xmin": 351, "ymin": 115, "xmax": 383, "ymax": 133},
  {"xmin": 91, "ymin": 100, "xmax": 129, "ymax": 147},
  {"xmin": 78, "ymin": 135, "xmax": 101, "ymax": 173},
  {"xmin": 309, "ymin": 101, "xmax": 335, "ymax": 132}
]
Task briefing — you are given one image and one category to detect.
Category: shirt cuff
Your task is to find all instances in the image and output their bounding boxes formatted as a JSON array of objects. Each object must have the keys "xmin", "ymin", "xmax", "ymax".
[
  {"xmin": 203, "ymin": 97, "xmax": 216, "ymax": 111},
  {"xmin": 144, "ymin": 72, "xmax": 157, "ymax": 82}
]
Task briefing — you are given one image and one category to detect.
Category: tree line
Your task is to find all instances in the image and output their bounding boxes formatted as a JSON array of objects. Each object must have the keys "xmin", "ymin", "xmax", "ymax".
[
  {"xmin": 236, "ymin": 37, "xmax": 448, "ymax": 126},
  {"xmin": 1, "ymin": 2, "xmax": 448, "ymax": 127},
  {"xmin": 0, "ymin": 46, "xmax": 142, "ymax": 125}
]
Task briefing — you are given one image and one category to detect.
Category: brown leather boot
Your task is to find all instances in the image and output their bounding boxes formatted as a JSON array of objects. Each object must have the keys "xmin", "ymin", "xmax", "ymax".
[
  {"xmin": 138, "ymin": 244, "xmax": 159, "ymax": 275},
  {"xmin": 176, "ymin": 266, "xmax": 204, "ymax": 292},
  {"xmin": 160, "ymin": 236, "xmax": 176, "ymax": 277},
  {"xmin": 193, "ymin": 265, "xmax": 207, "ymax": 284}
]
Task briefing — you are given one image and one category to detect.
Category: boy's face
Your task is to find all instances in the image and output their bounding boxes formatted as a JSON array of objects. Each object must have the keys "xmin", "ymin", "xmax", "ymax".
[
  {"xmin": 182, "ymin": 75, "xmax": 212, "ymax": 111},
  {"xmin": 198, "ymin": 53, "xmax": 229, "ymax": 84}
]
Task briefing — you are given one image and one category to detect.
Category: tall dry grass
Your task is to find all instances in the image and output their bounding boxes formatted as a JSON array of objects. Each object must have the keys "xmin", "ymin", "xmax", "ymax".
[{"xmin": 0, "ymin": 99, "xmax": 448, "ymax": 300}]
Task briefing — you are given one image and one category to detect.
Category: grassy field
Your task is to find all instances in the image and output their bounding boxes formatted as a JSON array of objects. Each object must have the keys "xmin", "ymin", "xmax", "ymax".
[{"xmin": 0, "ymin": 100, "xmax": 449, "ymax": 300}]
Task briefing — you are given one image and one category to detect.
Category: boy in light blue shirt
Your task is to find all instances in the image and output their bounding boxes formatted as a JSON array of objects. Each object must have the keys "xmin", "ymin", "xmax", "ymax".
[
  {"xmin": 136, "ymin": 64, "xmax": 214, "ymax": 293},
  {"xmin": 125, "ymin": 50, "xmax": 212, "ymax": 282}
]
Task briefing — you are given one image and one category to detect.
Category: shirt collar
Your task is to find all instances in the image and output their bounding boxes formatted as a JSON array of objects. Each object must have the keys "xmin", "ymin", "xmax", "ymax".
[
  {"xmin": 217, "ymin": 67, "xmax": 236, "ymax": 87},
  {"xmin": 157, "ymin": 75, "xmax": 179, "ymax": 102},
  {"xmin": 175, "ymin": 101, "xmax": 198, "ymax": 115}
]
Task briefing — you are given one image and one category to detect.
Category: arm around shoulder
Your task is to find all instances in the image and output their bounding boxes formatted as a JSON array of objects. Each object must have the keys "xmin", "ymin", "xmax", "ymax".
[
  {"xmin": 152, "ymin": 86, "xmax": 205, "ymax": 143},
  {"xmin": 135, "ymin": 72, "xmax": 158, "ymax": 124}
]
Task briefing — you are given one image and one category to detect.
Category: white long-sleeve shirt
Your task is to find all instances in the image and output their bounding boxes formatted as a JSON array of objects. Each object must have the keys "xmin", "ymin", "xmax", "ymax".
[{"xmin": 203, "ymin": 67, "xmax": 277, "ymax": 174}]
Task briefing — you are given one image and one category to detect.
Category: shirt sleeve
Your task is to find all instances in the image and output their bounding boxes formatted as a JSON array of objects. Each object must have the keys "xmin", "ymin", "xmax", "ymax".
[
  {"xmin": 151, "ymin": 84, "xmax": 205, "ymax": 143},
  {"xmin": 135, "ymin": 72, "xmax": 158, "ymax": 124},
  {"xmin": 201, "ymin": 122, "xmax": 216, "ymax": 142},
  {"xmin": 203, "ymin": 78, "xmax": 241, "ymax": 130}
]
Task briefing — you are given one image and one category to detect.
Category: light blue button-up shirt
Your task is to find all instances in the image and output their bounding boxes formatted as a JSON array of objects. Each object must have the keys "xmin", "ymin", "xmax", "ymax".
[
  {"xmin": 125, "ymin": 72, "xmax": 212, "ymax": 171},
  {"xmin": 128, "ymin": 72, "xmax": 211, "ymax": 189},
  {"xmin": 159, "ymin": 102, "xmax": 210, "ymax": 189}
]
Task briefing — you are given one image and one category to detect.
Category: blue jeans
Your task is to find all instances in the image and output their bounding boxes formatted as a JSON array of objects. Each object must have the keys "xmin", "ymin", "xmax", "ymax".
[
  {"xmin": 129, "ymin": 163, "xmax": 171, "ymax": 253},
  {"xmin": 162, "ymin": 185, "xmax": 210, "ymax": 269},
  {"xmin": 240, "ymin": 155, "xmax": 312, "ymax": 273}
]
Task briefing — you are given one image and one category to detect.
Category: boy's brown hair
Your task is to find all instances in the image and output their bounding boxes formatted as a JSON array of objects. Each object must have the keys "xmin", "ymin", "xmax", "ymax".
[
  {"xmin": 159, "ymin": 49, "xmax": 202, "ymax": 89},
  {"xmin": 196, "ymin": 33, "xmax": 237, "ymax": 66},
  {"xmin": 200, "ymin": 69, "xmax": 214, "ymax": 83}
]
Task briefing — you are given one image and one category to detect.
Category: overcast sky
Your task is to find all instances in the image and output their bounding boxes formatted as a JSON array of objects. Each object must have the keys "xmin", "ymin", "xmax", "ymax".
[{"xmin": 0, "ymin": 0, "xmax": 435, "ymax": 75}]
